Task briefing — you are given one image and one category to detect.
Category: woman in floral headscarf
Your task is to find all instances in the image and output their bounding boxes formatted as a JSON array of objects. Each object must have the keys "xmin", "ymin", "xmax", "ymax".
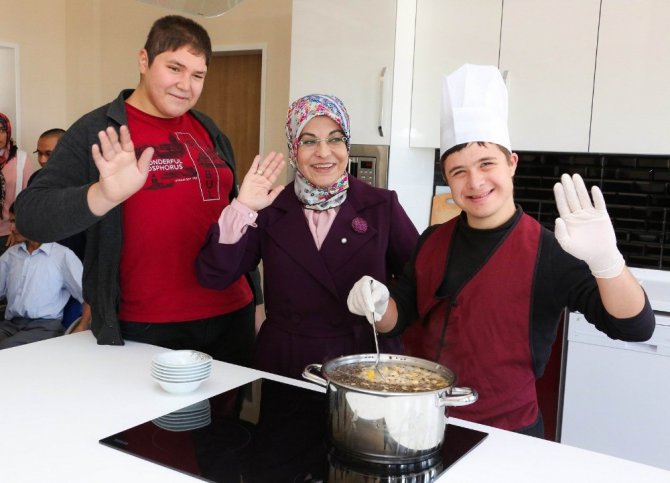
[
  {"xmin": 196, "ymin": 94, "xmax": 419, "ymax": 380},
  {"xmin": 0, "ymin": 113, "xmax": 35, "ymax": 255}
]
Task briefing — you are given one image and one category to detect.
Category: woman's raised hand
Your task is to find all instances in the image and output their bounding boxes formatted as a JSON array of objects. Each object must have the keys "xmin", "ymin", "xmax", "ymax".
[{"xmin": 236, "ymin": 151, "xmax": 286, "ymax": 211}]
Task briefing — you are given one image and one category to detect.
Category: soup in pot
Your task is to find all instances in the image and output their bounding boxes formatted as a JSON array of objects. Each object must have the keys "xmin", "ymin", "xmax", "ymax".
[{"xmin": 332, "ymin": 362, "xmax": 451, "ymax": 393}]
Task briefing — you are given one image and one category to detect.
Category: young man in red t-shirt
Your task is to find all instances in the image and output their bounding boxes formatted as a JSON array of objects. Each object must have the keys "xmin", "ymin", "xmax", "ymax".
[{"xmin": 16, "ymin": 15, "xmax": 283, "ymax": 365}]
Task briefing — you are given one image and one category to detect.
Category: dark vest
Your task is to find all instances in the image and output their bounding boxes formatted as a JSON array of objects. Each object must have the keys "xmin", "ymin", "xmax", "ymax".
[{"xmin": 402, "ymin": 213, "xmax": 541, "ymax": 431}]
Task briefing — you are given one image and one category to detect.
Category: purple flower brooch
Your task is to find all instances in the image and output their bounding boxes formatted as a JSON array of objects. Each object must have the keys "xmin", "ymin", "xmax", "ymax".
[{"xmin": 351, "ymin": 217, "xmax": 368, "ymax": 234}]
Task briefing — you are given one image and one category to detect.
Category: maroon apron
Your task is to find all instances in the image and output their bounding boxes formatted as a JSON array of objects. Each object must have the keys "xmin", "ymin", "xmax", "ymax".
[{"xmin": 403, "ymin": 214, "xmax": 541, "ymax": 430}]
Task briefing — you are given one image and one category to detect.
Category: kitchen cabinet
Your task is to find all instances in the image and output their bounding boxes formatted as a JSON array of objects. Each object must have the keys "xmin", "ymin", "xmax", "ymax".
[
  {"xmin": 499, "ymin": 0, "xmax": 599, "ymax": 152},
  {"xmin": 409, "ymin": 0, "xmax": 502, "ymax": 149},
  {"xmin": 410, "ymin": 0, "xmax": 599, "ymax": 152},
  {"xmin": 289, "ymin": 0, "xmax": 396, "ymax": 145},
  {"xmin": 589, "ymin": 0, "xmax": 670, "ymax": 154}
]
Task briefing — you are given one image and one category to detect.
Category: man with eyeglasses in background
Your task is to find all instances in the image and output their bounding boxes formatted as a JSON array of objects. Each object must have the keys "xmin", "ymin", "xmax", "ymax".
[
  {"xmin": 27, "ymin": 128, "xmax": 66, "ymax": 186},
  {"xmin": 34, "ymin": 128, "xmax": 66, "ymax": 167},
  {"xmin": 26, "ymin": 127, "xmax": 89, "ymax": 332}
]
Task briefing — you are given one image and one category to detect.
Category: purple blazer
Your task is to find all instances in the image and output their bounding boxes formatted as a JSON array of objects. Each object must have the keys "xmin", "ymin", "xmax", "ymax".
[{"xmin": 196, "ymin": 176, "xmax": 419, "ymax": 379}]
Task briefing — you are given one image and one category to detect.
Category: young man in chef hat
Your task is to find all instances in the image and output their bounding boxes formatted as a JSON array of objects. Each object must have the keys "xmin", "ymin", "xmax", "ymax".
[{"xmin": 347, "ymin": 64, "xmax": 655, "ymax": 437}]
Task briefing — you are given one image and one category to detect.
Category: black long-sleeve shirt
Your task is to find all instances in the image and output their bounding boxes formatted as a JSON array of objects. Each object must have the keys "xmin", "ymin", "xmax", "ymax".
[{"xmin": 389, "ymin": 207, "xmax": 655, "ymax": 378}]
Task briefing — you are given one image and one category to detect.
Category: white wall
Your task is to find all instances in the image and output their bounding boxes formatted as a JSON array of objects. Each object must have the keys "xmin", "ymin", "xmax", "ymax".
[
  {"xmin": 0, "ymin": 0, "xmax": 292, "ymax": 177},
  {"xmin": 0, "ymin": 45, "xmax": 19, "ymax": 145},
  {"xmin": 0, "ymin": 0, "xmax": 68, "ymax": 162}
]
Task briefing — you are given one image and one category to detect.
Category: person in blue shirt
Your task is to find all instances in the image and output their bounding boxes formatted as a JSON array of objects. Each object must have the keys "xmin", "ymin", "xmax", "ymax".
[{"xmin": 0, "ymin": 203, "xmax": 89, "ymax": 349}]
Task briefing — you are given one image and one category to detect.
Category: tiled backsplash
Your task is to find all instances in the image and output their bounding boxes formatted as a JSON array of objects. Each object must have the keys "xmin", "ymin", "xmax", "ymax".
[{"xmin": 434, "ymin": 150, "xmax": 670, "ymax": 270}]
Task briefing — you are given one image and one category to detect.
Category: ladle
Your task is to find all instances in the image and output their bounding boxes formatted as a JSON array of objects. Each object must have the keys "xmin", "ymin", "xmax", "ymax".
[{"xmin": 370, "ymin": 279, "xmax": 386, "ymax": 381}]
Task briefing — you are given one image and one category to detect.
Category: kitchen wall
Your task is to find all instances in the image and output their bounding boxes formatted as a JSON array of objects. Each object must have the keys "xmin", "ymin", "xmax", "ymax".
[
  {"xmin": 0, "ymin": 0, "xmax": 292, "ymax": 177},
  {"xmin": 0, "ymin": 0, "xmax": 68, "ymax": 156}
]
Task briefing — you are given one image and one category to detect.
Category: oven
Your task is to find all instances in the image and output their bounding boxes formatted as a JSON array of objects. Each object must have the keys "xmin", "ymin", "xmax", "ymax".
[{"xmin": 348, "ymin": 144, "xmax": 389, "ymax": 188}]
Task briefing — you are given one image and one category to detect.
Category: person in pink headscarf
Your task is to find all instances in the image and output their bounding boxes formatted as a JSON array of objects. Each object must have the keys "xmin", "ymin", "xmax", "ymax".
[
  {"xmin": 196, "ymin": 94, "xmax": 419, "ymax": 380},
  {"xmin": 0, "ymin": 113, "xmax": 35, "ymax": 255}
]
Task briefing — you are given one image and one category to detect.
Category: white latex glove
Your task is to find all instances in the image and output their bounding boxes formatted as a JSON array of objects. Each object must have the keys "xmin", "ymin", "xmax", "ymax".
[
  {"xmin": 347, "ymin": 276, "xmax": 390, "ymax": 325},
  {"xmin": 553, "ymin": 173, "xmax": 625, "ymax": 278}
]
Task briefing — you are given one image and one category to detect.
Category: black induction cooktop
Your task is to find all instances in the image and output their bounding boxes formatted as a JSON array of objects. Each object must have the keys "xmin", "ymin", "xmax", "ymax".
[{"xmin": 100, "ymin": 378, "xmax": 487, "ymax": 482}]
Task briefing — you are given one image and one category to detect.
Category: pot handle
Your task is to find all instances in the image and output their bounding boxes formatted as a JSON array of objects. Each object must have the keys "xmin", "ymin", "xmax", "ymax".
[
  {"xmin": 302, "ymin": 363, "xmax": 328, "ymax": 387},
  {"xmin": 438, "ymin": 386, "xmax": 478, "ymax": 407}
]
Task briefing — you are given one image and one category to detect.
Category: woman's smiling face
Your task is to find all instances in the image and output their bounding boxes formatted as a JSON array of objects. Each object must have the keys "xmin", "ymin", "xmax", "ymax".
[{"xmin": 296, "ymin": 116, "xmax": 349, "ymax": 188}]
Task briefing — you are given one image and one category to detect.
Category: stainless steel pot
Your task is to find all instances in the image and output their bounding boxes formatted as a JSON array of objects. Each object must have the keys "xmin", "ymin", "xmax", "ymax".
[{"xmin": 303, "ymin": 353, "xmax": 477, "ymax": 463}]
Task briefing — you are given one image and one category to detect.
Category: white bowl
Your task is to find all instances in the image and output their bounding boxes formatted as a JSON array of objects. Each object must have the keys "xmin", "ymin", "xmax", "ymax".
[
  {"xmin": 152, "ymin": 350, "xmax": 212, "ymax": 369},
  {"xmin": 153, "ymin": 376, "xmax": 207, "ymax": 394},
  {"xmin": 152, "ymin": 360, "xmax": 211, "ymax": 372},
  {"xmin": 151, "ymin": 375, "xmax": 210, "ymax": 384},
  {"xmin": 151, "ymin": 366, "xmax": 212, "ymax": 376},
  {"xmin": 152, "ymin": 372, "xmax": 210, "ymax": 383},
  {"xmin": 151, "ymin": 369, "xmax": 211, "ymax": 382}
]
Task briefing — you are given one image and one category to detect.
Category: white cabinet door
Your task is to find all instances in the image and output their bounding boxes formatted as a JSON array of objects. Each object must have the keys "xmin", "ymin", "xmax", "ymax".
[
  {"xmin": 410, "ymin": 0, "xmax": 599, "ymax": 153},
  {"xmin": 289, "ymin": 0, "xmax": 396, "ymax": 145},
  {"xmin": 499, "ymin": 0, "xmax": 600, "ymax": 152},
  {"xmin": 410, "ymin": 0, "xmax": 502, "ymax": 149},
  {"xmin": 590, "ymin": 0, "xmax": 670, "ymax": 154}
]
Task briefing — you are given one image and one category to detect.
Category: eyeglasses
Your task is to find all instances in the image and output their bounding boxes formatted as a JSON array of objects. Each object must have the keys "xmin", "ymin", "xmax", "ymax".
[{"xmin": 297, "ymin": 136, "xmax": 348, "ymax": 149}]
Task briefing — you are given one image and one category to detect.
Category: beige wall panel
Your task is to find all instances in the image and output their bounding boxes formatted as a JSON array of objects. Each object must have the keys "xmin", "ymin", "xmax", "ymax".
[
  {"xmin": 0, "ymin": 0, "xmax": 291, "ymax": 179},
  {"xmin": 0, "ymin": 0, "xmax": 68, "ymax": 167}
]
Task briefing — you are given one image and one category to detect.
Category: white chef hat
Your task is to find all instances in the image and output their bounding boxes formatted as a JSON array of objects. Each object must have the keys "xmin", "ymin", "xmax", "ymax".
[{"xmin": 440, "ymin": 64, "xmax": 510, "ymax": 158}]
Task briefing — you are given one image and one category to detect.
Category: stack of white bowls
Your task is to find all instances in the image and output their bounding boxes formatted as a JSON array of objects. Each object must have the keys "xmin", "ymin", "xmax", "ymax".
[
  {"xmin": 152, "ymin": 399, "xmax": 212, "ymax": 431},
  {"xmin": 151, "ymin": 350, "xmax": 213, "ymax": 394}
]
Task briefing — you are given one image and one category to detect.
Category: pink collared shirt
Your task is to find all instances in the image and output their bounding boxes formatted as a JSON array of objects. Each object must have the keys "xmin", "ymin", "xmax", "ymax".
[{"xmin": 218, "ymin": 198, "xmax": 339, "ymax": 250}]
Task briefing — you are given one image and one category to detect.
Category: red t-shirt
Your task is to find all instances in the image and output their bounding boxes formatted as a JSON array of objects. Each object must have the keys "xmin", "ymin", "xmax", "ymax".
[{"xmin": 118, "ymin": 103, "xmax": 252, "ymax": 322}]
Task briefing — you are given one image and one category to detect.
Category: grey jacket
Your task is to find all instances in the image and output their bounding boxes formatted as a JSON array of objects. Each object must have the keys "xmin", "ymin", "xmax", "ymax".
[{"xmin": 15, "ymin": 89, "xmax": 260, "ymax": 345}]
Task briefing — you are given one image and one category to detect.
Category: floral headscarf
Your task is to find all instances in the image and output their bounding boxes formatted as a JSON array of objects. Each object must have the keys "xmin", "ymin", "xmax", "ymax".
[
  {"xmin": 285, "ymin": 94, "xmax": 352, "ymax": 211},
  {"xmin": 285, "ymin": 94, "xmax": 351, "ymax": 168}
]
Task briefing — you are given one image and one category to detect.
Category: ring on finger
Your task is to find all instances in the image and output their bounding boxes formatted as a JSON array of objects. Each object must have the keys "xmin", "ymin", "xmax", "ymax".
[{"xmin": 256, "ymin": 168, "xmax": 264, "ymax": 176}]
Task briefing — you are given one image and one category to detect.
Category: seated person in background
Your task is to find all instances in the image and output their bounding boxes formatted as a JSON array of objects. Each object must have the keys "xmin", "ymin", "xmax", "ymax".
[
  {"xmin": 27, "ymin": 128, "xmax": 66, "ymax": 185},
  {"xmin": 347, "ymin": 64, "xmax": 655, "ymax": 438},
  {"xmin": 27, "ymin": 128, "xmax": 89, "ymax": 333},
  {"xmin": 27, "ymin": 128, "xmax": 86, "ymax": 261},
  {"xmin": 196, "ymin": 94, "xmax": 419, "ymax": 379},
  {"xmin": 0, "ymin": 203, "xmax": 89, "ymax": 349}
]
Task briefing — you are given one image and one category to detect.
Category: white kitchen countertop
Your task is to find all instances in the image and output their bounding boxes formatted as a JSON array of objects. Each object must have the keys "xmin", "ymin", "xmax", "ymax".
[{"xmin": 1, "ymin": 332, "xmax": 668, "ymax": 482}]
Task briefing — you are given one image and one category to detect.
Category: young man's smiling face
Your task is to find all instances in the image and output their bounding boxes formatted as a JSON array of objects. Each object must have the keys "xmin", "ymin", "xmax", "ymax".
[
  {"xmin": 135, "ymin": 46, "xmax": 207, "ymax": 118},
  {"xmin": 443, "ymin": 142, "xmax": 518, "ymax": 229}
]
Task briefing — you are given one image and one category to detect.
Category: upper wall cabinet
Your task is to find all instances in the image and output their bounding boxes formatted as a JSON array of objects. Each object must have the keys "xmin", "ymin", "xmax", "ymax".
[
  {"xmin": 410, "ymin": 0, "xmax": 502, "ymax": 149},
  {"xmin": 499, "ymin": 0, "xmax": 599, "ymax": 152},
  {"xmin": 590, "ymin": 0, "xmax": 670, "ymax": 154},
  {"xmin": 410, "ymin": 0, "xmax": 600, "ymax": 153},
  {"xmin": 289, "ymin": 0, "xmax": 396, "ymax": 145}
]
